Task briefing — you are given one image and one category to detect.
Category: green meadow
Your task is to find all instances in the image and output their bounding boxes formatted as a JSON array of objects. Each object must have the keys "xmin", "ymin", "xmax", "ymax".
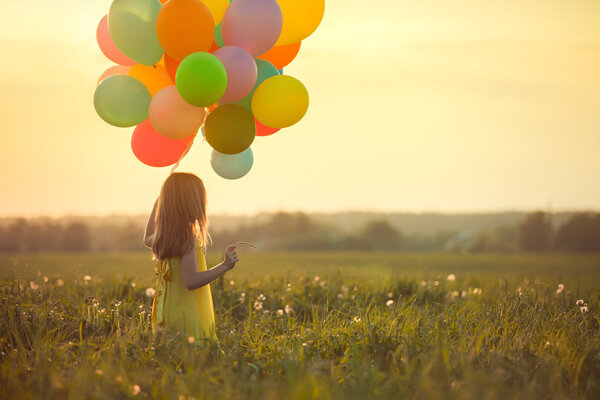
[{"xmin": 1, "ymin": 252, "xmax": 599, "ymax": 399}]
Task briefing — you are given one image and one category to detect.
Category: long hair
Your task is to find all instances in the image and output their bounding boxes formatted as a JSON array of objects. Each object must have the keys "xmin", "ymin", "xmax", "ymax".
[{"xmin": 152, "ymin": 173, "xmax": 211, "ymax": 261}]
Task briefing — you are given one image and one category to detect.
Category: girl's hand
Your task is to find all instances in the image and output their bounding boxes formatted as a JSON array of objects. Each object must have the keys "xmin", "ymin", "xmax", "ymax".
[{"xmin": 223, "ymin": 245, "xmax": 239, "ymax": 270}]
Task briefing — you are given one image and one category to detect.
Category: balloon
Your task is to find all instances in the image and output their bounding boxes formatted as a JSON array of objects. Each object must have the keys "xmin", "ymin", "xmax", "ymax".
[
  {"xmin": 278, "ymin": 68, "xmax": 284, "ymax": 74},
  {"xmin": 176, "ymin": 52, "xmax": 227, "ymax": 106},
  {"xmin": 127, "ymin": 64, "xmax": 173, "ymax": 96},
  {"xmin": 213, "ymin": 46, "xmax": 257, "ymax": 103},
  {"xmin": 108, "ymin": 0, "xmax": 164, "ymax": 66},
  {"xmin": 132, "ymin": 119, "xmax": 194, "ymax": 167},
  {"xmin": 231, "ymin": 59, "xmax": 279, "ymax": 110},
  {"xmin": 215, "ymin": 23, "xmax": 224, "ymax": 47},
  {"xmin": 254, "ymin": 118, "xmax": 280, "ymax": 137},
  {"xmin": 257, "ymin": 41, "xmax": 300, "ymax": 69},
  {"xmin": 251, "ymin": 75, "xmax": 308, "ymax": 128},
  {"xmin": 97, "ymin": 65, "xmax": 131, "ymax": 85},
  {"xmin": 221, "ymin": 0, "xmax": 282, "ymax": 57},
  {"xmin": 163, "ymin": 53, "xmax": 180, "ymax": 82},
  {"xmin": 149, "ymin": 86, "xmax": 206, "ymax": 139},
  {"xmin": 94, "ymin": 75, "xmax": 151, "ymax": 127},
  {"xmin": 275, "ymin": 0, "xmax": 325, "ymax": 46},
  {"xmin": 210, "ymin": 147, "xmax": 253, "ymax": 179},
  {"xmin": 96, "ymin": 15, "xmax": 136, "ymax": 66},
  {"xmin": 204, "ymin": 104, "xmax": 255, "ymax": 154},
  {"xmin": 201, "ymin": 0, "xmax": 230, "ymax": 24},
  {"xmin": 156, "ymin": 0, "xmax": 214, "ymax": 61}
]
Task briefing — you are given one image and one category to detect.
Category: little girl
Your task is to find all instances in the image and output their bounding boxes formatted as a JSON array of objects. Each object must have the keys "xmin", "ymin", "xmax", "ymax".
[{"xmin": 143, "ymin": 172, "xmax": 238, "ymax": 342}]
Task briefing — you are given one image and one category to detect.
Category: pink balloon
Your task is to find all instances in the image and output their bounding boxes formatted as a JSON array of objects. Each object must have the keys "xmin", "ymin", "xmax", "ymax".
[
  {"xmin": 97, "ymin": 65, "xmax": 131, "ymax": 85},
  {"xmin": 221, "ymin": 0, "xmax": 282, "ymax": 57},
  {"xmin": 213, "ymin": 46, "xmax": 257, "ymax": 103},
  {"xmin": 131, "ymin": 120, "xmax": 194, "ymax": 167},
  {"xmin": 96, "ymin": 15, "xmax": 136, "ymax": 66},
  {"xmin": 149, "ymin": 86, "xmax": 207, "ymax": 139},
  {"xmin": 255, "ymin": 118, "xmax": 280, "ymax": 137}
]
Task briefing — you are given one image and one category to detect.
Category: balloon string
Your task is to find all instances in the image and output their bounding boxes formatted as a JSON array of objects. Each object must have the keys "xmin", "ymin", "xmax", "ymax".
[{"xmin": 169, "ymin": 108, "xmax": 209, "ymax": 175}]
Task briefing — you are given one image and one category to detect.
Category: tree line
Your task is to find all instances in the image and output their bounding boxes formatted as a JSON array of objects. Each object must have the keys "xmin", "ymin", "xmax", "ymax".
[{"xmin": 0, "ymin": 211, "xmax": 598, "ymax": 253}]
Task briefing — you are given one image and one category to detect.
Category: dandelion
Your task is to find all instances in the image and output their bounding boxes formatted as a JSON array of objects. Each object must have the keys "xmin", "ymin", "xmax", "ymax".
[
  {"xmin": 450, "ymin": 291, "xmax": 459, "ymax": 298},
  {"xmin": 580, "ymin": 305, "xmax": 589, "ymax": 313},
  {"xmin": 473, "ymin": 288, "xmax": 482, "ymax": 295},
  {"xmin": 576, "ymin": 299, "xmax": 584, "ymax": 306},
  {"xmin": 57, "ymin": 279, "xmax": 64, "ymax": 286},
  {"xmin": 556, "ymin": 283, "xmax": 564, "ymax": 294},
  {"xmin": 253, "ymin": 301, "xmax": 263, "ymax": 311},
  {"xmin": 353, "ymin": 316, "xmax": 361, "ymax": 323},
  {"xmin": 131, "ymin": 384, "xmax": 141, "ymax": 395},
  {"xmin": 257, "ymin": 293, "xmax": 266, "ymax": 301},
  {"xmin": 84, "ymin": 275, "xmax": 92, "ymax": 282},
  {"xmin": 517, "ymin": 287, "xmax": 523, "ymax": 296},
  {"xmin": 286, "ymin": 283, "xmax": 291, "ymax": 292},
  {"xmin": 386, "ymin": 299, "xmax": 394, "ymax": 307},
  {"xmin": 277, "ymin": 309, "xmax": 284, "ymax": 316},
  {"xmin": 314, "ymin": 275, "xmax": 320, "ymax": 282},
  {"xmin": 302, "ymin": 342, "xmax": 307, "ymax": 347},
  {"xmin": 229, "ymin": 280, "xmax": 235, "ymax": 286},
  {"xmin": 447, "ymin": 274, "xmax": 456, "ymax": 281},
  {"xmin": 461, "ymin": 290, "xmax": 468, "ymax": 299},
  {"xmin": 43, "ymin": 276, "xmax": 48, "ymax": 283},
  {"xmin": 187, "ymin": 336, "xmax": 196, "ymax": 344},
  {"xmin": 284, "ymin": 304, "xmax": 294, "ymax": 315},
  {"xmin": 130, "ymin": 282, "xmax": 136, "ymax": 288},
  {"xmin": 144, "ymin": 288, "xmax": 155, "ymax": 297},
  {"xmin": 239, "ymin": 292, "xmax": 246, "ymax": 302},
  {"xmin": 263, "ymin": 309, "xmax": 270, "ymax": 315}
]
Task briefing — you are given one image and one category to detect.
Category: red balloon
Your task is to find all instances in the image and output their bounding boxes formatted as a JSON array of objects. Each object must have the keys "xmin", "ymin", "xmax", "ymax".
[
  {"xmin": 96, "ymin": 15, "xmax": 136, "ymax": 66},
  {"xmin": 254, "ymin": 118, "xmax": 280, "ymax": 137},
  {"xmin": 131, "ymin": 120, "xmax": 194, "ymax": 167}
]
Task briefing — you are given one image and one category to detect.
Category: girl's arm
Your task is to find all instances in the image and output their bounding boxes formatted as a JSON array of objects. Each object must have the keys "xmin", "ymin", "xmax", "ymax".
[
  {"xmin": 181, "ymin": 244, "xmax": 239, "ymax": 291},
  {"xmin": 143, "ymin": 199, "xmax": 159, "ymax": 248}
]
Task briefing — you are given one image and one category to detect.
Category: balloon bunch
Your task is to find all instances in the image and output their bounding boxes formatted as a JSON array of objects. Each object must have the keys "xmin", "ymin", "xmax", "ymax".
[{"xmin": 94, "ymin": 0, "xmax": 325, "ymax": 179}]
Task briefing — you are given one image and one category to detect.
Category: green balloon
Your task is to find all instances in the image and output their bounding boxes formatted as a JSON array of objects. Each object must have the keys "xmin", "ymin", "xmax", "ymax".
[
  {"xmin": 231, "ymin": 59, "xmax": 279, "ymax": 111},
  {"xmin": 176, "ymin": 52, "xmax": 228, "ymax": 107},
  {"xmin": 108, "ymin": 0, "xmax": 163, "ymax": 66},
  {"xmin": 215, "ymin": 23, "xmax": 224, "ymax": 47},
  {"xmin": 94, "ymin": 75, "xmax": 151, "ymax": 127}
]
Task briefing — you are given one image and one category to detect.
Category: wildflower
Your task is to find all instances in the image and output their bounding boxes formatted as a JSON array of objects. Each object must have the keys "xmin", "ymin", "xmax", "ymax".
[
  {"xmin": 187, "ymin": 336, "xmax": 195, "ymax": 344},
  {"xmin": 84, "ymin": 275, "xmax": 92, "ymax": 282},
  {"xmin": 387, "ymin": 292, "xmax": 393, "ymax": 298},
  {"xmin": 130, "ymin": 282, "xmax": 136, "ymax": 288},
  {"xmin": 433, "ymin": 281, "xmax": 439, "ymax": 286},
  {"xmin": 253, "ymin": 301, "xmax": 263, "ymax": 311},
  {"xmin": 386, "ymin": 299, "xmax": 394, "ymax": 307},
  {"xmin": 257, "ymin": 293, "xmax": 266, "ymax": 301},
  {"xmin": 461, "ymin": 290, "xmax": 468, "ymax": 299},
  {"xmin": 239, "ymin": 292, "xmax": 246, "ymax": 302},
  {"xmin": 263, "ymin": 309, "xmax": 270, "ymax": 315},
  {"xmin": 286, "ymin": 283, "xmax": 291, "ymax": 292},
  {"xmin": 556, "ymin": 288, "xmax": 563, "ymax": 295},
  {"xmin": 576, "ymin": 299, "xmax": 584, "ymax": 306},
  {"xmin": 447, "ymin": 274, "xmax": 456, "ymax": 281},
  {"xmin": 284, "ymin": 304, "xmax": 294, "ymax": 315},
  {"xmin": 353, "ymin": 316, "xmax": 361, "ymax": 323},
  {"xmin": 131, "ymin": 384, "xmax": 141, "ymax": 395},
  {"xmin": 450, "ymin": 291, "xmax": 459, "ymax": 298},
  {"xmin": 57, "ymin": 279, "xmax": 64, "ymax": 286},
  {"xmin": 302, "ymin": 342, "xmax": 307, "ymax": 347},
  {"xmin": 314, "ymin": 275, "xmax": 320, "ymax": 282},
  {"xmin": 43, "ymin": 276, "xmax": 48, "ymax": 283},
  {"xmin": 558, "ymin": 283, "xmax": 564, "ymax": 290},
  {"xmin": 29, "ymin": 282, "xmax": 40, "ymax": 290},
  {"xmin": 580, "ymin": 305, "xmax": 589, "ymax": 314},
  {"xmin": 144, "ymin": 287, "xmax": 155, "ymax": 297},
  {"xmin": 277, "ymin": 309, "xmax": 284, "ymax": 316},
  {"xmin": 473, "ymin": 288, "xmax": 482, "ymax": 295},
  {"xmin": 229, "ymin": 280, "xmax": 235, "ymax": 286}
]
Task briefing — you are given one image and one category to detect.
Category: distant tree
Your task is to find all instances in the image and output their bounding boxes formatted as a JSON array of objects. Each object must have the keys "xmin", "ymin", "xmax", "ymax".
[
  {"xmin": 517, "ymin": 212, "xmax": 552, "ymax": 251},
  {"xmin": 61, "ymin": 222, "xmax": 91, "ymax": 252},
  {"xmin": 360, "ymin": 219, "xmax": 401, "ymax": 250},
  {"xmin": 554, "ymin": 213, "xmax": 600, "ymax": 252},
  {"xmin": 110, "ymin": 222, "xmax": 145, "ymax": 251},
  {"xmin": 1, "ymin": 219, "xmax": 28, "ymax": 252}
]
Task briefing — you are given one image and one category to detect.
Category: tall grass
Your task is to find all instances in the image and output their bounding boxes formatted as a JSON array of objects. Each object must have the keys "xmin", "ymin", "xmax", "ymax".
[{"xmin": 1, "ymin": 252, "xmax": 599, "ymax": 399}]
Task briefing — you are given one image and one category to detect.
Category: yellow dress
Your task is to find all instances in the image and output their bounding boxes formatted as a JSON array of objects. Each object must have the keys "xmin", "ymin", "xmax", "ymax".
[{"xmin": 151, "ymin": 239, "xmax": 217, "ymax": 342}]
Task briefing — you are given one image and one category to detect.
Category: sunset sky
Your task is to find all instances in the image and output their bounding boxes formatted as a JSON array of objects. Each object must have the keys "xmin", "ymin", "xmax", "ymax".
[{"xmin": 1, "ymin": 0, "xmax": 599, "ymax": 216}]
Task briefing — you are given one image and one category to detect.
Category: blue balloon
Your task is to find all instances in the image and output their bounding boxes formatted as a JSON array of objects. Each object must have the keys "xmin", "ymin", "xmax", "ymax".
[
  {"xmin": 278, "ymin": 68, "xmax": 284, "ymax": 74},
  {"xmin": 210, "ymin": 148, "xmax": 254, "ymax": 179}
]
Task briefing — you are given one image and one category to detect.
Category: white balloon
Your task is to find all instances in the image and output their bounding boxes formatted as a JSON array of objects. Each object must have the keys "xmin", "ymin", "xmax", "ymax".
[{"xmin": 210, "ymin": 148, "xmax": 254, "ymax": 179}]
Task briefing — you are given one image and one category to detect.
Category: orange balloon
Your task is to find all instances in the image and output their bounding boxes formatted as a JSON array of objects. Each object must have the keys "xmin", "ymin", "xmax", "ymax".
[
  {"xmin": 156, "ymin": 0, "xmax": 215, "ymax": 61},
  {"xmin": 128, "ymin": 64, "xmax": 173, "ymax": 96},
  {"xmin": 164, "ymin": 53, "xmax": 180, "ymax": 83},
  {"xmin": 159, "ymin": 0, "xmax": 168, "ymax": 3},
  {"xmin": 97, "ymin": 65, "xmax": 131, "ymax": 85},
  {"xmin": 257, "ymin": 41, "xmax": 301, "ymax": 70}
]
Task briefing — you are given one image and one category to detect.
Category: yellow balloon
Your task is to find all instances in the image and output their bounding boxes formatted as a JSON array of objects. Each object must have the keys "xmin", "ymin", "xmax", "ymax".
[
  {"xmin": 202, "ymin": 0, "xmax": 229, "ymax": 24},
  {"xmin": 128, "ymin": 64, "xmax": 173, "ymax": 96},
  {"xmin": 251, "ymin": 75, "xmax": 308, "ymax": 128},
  {"xmin": 275, "ymin": 0, "xmax": 325, "ymax": 46}
]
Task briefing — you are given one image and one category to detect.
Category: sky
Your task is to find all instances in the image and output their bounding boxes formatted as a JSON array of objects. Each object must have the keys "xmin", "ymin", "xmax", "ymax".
[{"xmin": 0, "ymin": 0, "xmax": 599, "ymax": 216}]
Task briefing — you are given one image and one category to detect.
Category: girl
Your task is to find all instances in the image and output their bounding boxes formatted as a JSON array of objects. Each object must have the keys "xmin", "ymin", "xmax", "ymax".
[{"xmin": 144, "ymin": 172, "xmax": 238, "ymax": 343}]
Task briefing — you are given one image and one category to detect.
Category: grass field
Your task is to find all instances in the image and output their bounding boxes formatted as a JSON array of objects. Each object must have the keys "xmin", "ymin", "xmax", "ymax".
[{"xmin": 1, "ymin": 251, "xmax": 599, "ymax": 399}]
